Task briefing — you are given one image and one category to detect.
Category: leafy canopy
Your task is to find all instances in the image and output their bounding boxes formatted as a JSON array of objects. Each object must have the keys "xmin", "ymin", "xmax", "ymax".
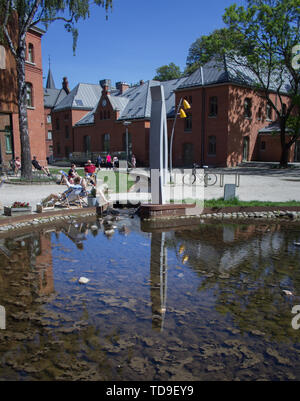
[
  {"xmin": 0, "ymin": 0, "xmax": 113, "ymax": 53},
  {"xmin": 153, "ymin": 62, "xmax": 182, "ymax": 81}
]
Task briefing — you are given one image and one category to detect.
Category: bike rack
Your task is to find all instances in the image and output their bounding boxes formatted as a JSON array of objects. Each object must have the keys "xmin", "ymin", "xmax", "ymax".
[{"xmin": 219, "ymin": 173, "xmax": 240, "ymax": 188}]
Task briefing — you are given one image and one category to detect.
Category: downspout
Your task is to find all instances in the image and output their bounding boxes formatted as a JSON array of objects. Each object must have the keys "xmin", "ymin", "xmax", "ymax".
[
  {"xmin": 200, "ymin": 67, "xmax": 206, "ymax": 167},
  {"xmin": 10, "ymin": 113, "xmax": 15, "ymax": 161}
]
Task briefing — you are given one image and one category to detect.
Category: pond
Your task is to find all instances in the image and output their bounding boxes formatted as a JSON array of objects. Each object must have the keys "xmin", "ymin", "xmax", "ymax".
[{"xmin": 0, "ymin": 213, "xmax": 300, "ymax": 381}]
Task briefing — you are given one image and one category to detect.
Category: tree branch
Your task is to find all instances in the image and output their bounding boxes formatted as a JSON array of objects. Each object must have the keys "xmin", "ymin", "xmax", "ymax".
[{"xmin": 2, "ymin": 0, "xmax": 17, "ymax": 57}]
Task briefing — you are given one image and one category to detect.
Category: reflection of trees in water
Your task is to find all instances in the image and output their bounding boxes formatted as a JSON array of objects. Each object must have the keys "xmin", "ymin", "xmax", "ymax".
[{"xmin": 166, "ymin": 222, "xmax": 300, "ymax": 342}]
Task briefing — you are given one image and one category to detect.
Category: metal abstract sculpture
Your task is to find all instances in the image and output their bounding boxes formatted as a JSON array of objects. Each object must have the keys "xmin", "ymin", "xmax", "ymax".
[{"xmin": 149, "ymin": 85, "xmax": 169, "ymax": 204}]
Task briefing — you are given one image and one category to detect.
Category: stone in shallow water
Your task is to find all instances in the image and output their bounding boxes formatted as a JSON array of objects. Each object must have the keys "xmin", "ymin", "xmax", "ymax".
[{"xmin": 78, "ymin": 277, "xmax": 90, "ymax": 284}]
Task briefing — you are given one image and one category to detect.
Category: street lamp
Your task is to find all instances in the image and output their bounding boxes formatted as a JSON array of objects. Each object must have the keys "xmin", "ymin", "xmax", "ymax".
[
  {"xmin": 169, "ymin": 98, "xmax": 191, "ymax": 180},
  {"xmin": 123, "ymin": 121, "xmax": 131, "ymax": 171}
]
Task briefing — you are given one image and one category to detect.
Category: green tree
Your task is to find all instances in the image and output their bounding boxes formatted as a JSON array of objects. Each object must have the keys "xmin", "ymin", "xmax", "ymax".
[
  {"xmin": 153, "ymin": 62, "xmax": 182, "ymax": 81},
  {"xmin": 0, "ymin": 0, "xmax": 112, "ymax": 179},
  {"xmin": 185, "ymin": 0, "xmax": 300, "ymax": 167}
]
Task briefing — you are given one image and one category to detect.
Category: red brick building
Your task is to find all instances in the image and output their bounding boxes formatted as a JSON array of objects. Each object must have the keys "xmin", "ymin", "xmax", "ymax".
[
  {"xmin": 0, "ymin": 24, "xmax": 47, "ymax": 167},
  {"xmin": 52, "ymin": 58, "xmax": 296, "ymax": 167},
  {"xmin": 51, "ymin": 81, "xmax": 102, "ymax": 161},
  {"xmin": 44, "ymin": 69, "xmax": 69, "ymax": 162}
]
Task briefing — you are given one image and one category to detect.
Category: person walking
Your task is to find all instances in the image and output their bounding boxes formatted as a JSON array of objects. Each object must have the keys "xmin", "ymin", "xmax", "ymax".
[
  {"xmin": 96, "ymin": 154, "xmax": 102, "ymax": 171},
  {"xmin": 131, "ymin": 154, "xmax": 136, "ymax": 168}
]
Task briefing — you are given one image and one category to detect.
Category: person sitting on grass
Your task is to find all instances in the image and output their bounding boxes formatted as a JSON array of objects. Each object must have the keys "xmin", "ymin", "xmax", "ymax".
[
  {"xmin": 84, "ymin": 160, "xmax": 96, "ymax": 185},
  {"xmin": 14, "ymin": 157, "xmax": 21, "ymax": 175},
  {"xmin": 32, "ymin": 156, "xmax": 51, "ymax": 176}
]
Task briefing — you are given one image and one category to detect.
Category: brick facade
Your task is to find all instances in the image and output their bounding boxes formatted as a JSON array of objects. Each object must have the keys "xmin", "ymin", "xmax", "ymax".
[
  {"xmin": 0, "ymin": 22, "xmax": 47, "ymax": 168},
  {"xmin": 52, "ymin": 73, "xmax": 296, "ymax": 168}
]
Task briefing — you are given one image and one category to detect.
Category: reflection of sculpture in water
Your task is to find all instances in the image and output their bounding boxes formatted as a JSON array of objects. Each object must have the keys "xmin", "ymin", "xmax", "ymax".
[
  {"xmin": 150, "ymin": 232, "xmax": 168, "ymax": 331},
  {"xmin": 62, "ymin": 222, "xmax": 88, "ymax": 249}
]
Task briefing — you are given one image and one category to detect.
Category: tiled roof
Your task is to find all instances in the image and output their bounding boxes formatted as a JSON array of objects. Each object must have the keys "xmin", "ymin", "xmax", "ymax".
[
  {"xmin": 46, "ymin": 68, "xmax": 56, "ymax": 90},
  {"xmin": 44, "ymin": 87, "xmax": 68, "ymax": 108},
  {"xmin": 179, "ymin": 56, "xmax": 292, "ymax": 93},
  {"xmin": 259, "ymin": 122, "xmax": 291, "ymax": 134},
  {"xmin": 53, "ymin": 83, "xmax": 102, "ymax": 111},
  {"xmin": 75, "ymin": 77, "xmax": 188, "ymax": 127}
]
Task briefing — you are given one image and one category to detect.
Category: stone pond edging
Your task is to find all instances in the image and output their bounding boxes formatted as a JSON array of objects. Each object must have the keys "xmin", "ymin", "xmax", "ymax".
[
  {"xmin": 142, "ymin": 205, "xmax": 300, "ymax": 222},
  {"xmin": 0, "ymin": 207, "xmax": 98, "ymax": 234},
  {"xmin": 1, "ymin": 205, "xmax": 300, "ymax": 234}
]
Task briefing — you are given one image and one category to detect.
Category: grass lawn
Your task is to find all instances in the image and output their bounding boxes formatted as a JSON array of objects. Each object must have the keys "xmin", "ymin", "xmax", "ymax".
[
  {"xmin": 48, "ymin": 168, "xmax": 135, "ymax": 191},
  {"xmin": 98, "ymin": 170, "xmax": 136, "ymax": 192},
  {"xmin": 170, "ymin": 197, "xmax": 300, "ymax": 208},
  {"xmin": 204, "ymin": 198, "xmax": 300, "ymax": 208}
]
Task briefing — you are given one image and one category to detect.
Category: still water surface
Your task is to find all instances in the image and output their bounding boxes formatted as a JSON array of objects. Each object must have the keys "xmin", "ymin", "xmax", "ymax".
[{"xmin": 1, "ymin": 215, "xmax": 300, "ymax": 380}]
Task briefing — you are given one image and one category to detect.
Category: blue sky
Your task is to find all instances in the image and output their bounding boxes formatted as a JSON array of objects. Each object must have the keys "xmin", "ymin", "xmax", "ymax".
[{"xmin": 41, "ymin": 0, "xmax": 246, "ymax": 90}]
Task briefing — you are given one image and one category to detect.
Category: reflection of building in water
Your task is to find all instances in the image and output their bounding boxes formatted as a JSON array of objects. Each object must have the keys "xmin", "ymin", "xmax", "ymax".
[
  {"xmin": 0, "ymin": 231, "xmax": 54, "ymax": 299},
  {"xmin": 150, "ymin": 232, "xmax": 168, "ymax": 331},
  {"xmin": 35, "ymin": 233, "xmax": 54, "ymax": 295},
  {"xmin": 173, "ymin": 224, "xmax": 285, "ymax": 272}
]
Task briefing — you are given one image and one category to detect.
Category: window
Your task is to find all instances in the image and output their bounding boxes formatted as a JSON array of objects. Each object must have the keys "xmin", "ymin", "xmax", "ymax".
[
  {"xmin": 47, "ymin": 114, "xmax": 51, "ymax": 124},
  {"xmin": 103, "ymin": 133, "xmax": 110, "ymax": 152},
  {"xmin": 208, "ymin": 136, "xmax": 217, "ymax": 156},
  {"xmin": 5, "ymin": 134, "xmax": 12, "ymax": 154},
  {"xmin": 26, "ymin": 83, "xmax": 33, "ymax": 107},
  {"xmin": 266, "ymin": 104, "xmax": 272, "ymax": 120},
  {"xmin": 182, "ymin": 143, "xmax": 194, "ymax": 166},
  {"xmin": 65, "ymin": 125, "xmax": 69, "ymax": 139},
  {"xmin": 28, "ymin": 44, "xmax": 34, "ymax": 63},
  {"xmin": 244, "ymin": 98, "xmax": 252, "ymax": 118},
  {"xmin": 0, "ymin": 45, "xmax": 6, "ymax": 70},
  {"xmin": 57, "ymin": 142, "xmax": 61, "ymax": 154},
  {"xmin": 84, "ymin": 135, "xmax": 91, "ymax": 153},
  {"xmin": 184, "ymin": 113, "xmax": 192, "ymax": 131},
  {"xmin": 209, "ymin": 96, "xmax": 218, "ymax": 117},
  {"xmin": 258, "ymin": 107, "xmax": 262, "ymax": 120},
  {"xmin": 261, "ymin": 141, "xmax": 266, "ymax": 151},
  {"xmin": 47, "ymin": 131, "xmax": 52, "ymax": 140},
  {"xmin": 56, "ymin": 118, "xmax": 60, "ymax": 130},
  {"xmin": 64, "ymin": 114, "xmax": 69, "ymax": 121}
]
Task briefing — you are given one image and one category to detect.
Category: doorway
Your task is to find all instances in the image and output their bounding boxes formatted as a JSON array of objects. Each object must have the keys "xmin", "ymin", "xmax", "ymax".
[
  {"xmin": 183, "ymin": 143, "xmax": 194, "ymax": 167},
  {"xmin": 294, "ymin": 141, "xmax": 300, "ymax": 162},
  {"xmin": 0, "ymin": 113, "xmax": 13, "ymax": 166}
]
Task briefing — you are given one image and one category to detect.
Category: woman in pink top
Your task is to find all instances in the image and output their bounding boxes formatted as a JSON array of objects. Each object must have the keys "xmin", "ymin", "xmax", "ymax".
[{"xmin": 106, "ymin": 154, "xmax": 112, "ymax": 169}]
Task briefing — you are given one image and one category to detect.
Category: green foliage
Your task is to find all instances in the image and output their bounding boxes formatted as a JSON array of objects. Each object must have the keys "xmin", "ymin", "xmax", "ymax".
[
  {"xmin": 185, "ymin": 0, "xmax": 300, "ymax": 165},
  {"xmin": 0, "ymin": 0, "xmax": 113, "ymax": 54},
  {"xmin": 153, "ymin": 62, "xmax": 182, "ymax": 81}
]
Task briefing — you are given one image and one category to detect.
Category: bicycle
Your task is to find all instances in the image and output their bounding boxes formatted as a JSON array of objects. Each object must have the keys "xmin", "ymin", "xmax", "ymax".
[{"xmin": 182, "ymin": 164, "xmax": 217, "ymax": 186}]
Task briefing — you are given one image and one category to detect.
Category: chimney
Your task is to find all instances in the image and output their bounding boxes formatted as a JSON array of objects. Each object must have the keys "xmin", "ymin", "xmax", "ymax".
[
  {"xmin": 116, "ymin": 81, "xmax": 129, "ymax": 94},
  {"xmin": 100, "ymin": 79, "xmax": 111, "ymax": 95},
  {"xmin": 62, "ymin": 77, "xmax": 70, "ymax": 94},
  {"xmin": 140, "ymin": 80, "xmax": 144, "ymax": 86}
]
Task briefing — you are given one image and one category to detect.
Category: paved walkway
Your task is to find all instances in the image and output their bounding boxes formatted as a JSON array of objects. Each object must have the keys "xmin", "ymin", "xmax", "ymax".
[{"xmin": 1, "ymin": 167, "xmax": 300, "ymax": 211}]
